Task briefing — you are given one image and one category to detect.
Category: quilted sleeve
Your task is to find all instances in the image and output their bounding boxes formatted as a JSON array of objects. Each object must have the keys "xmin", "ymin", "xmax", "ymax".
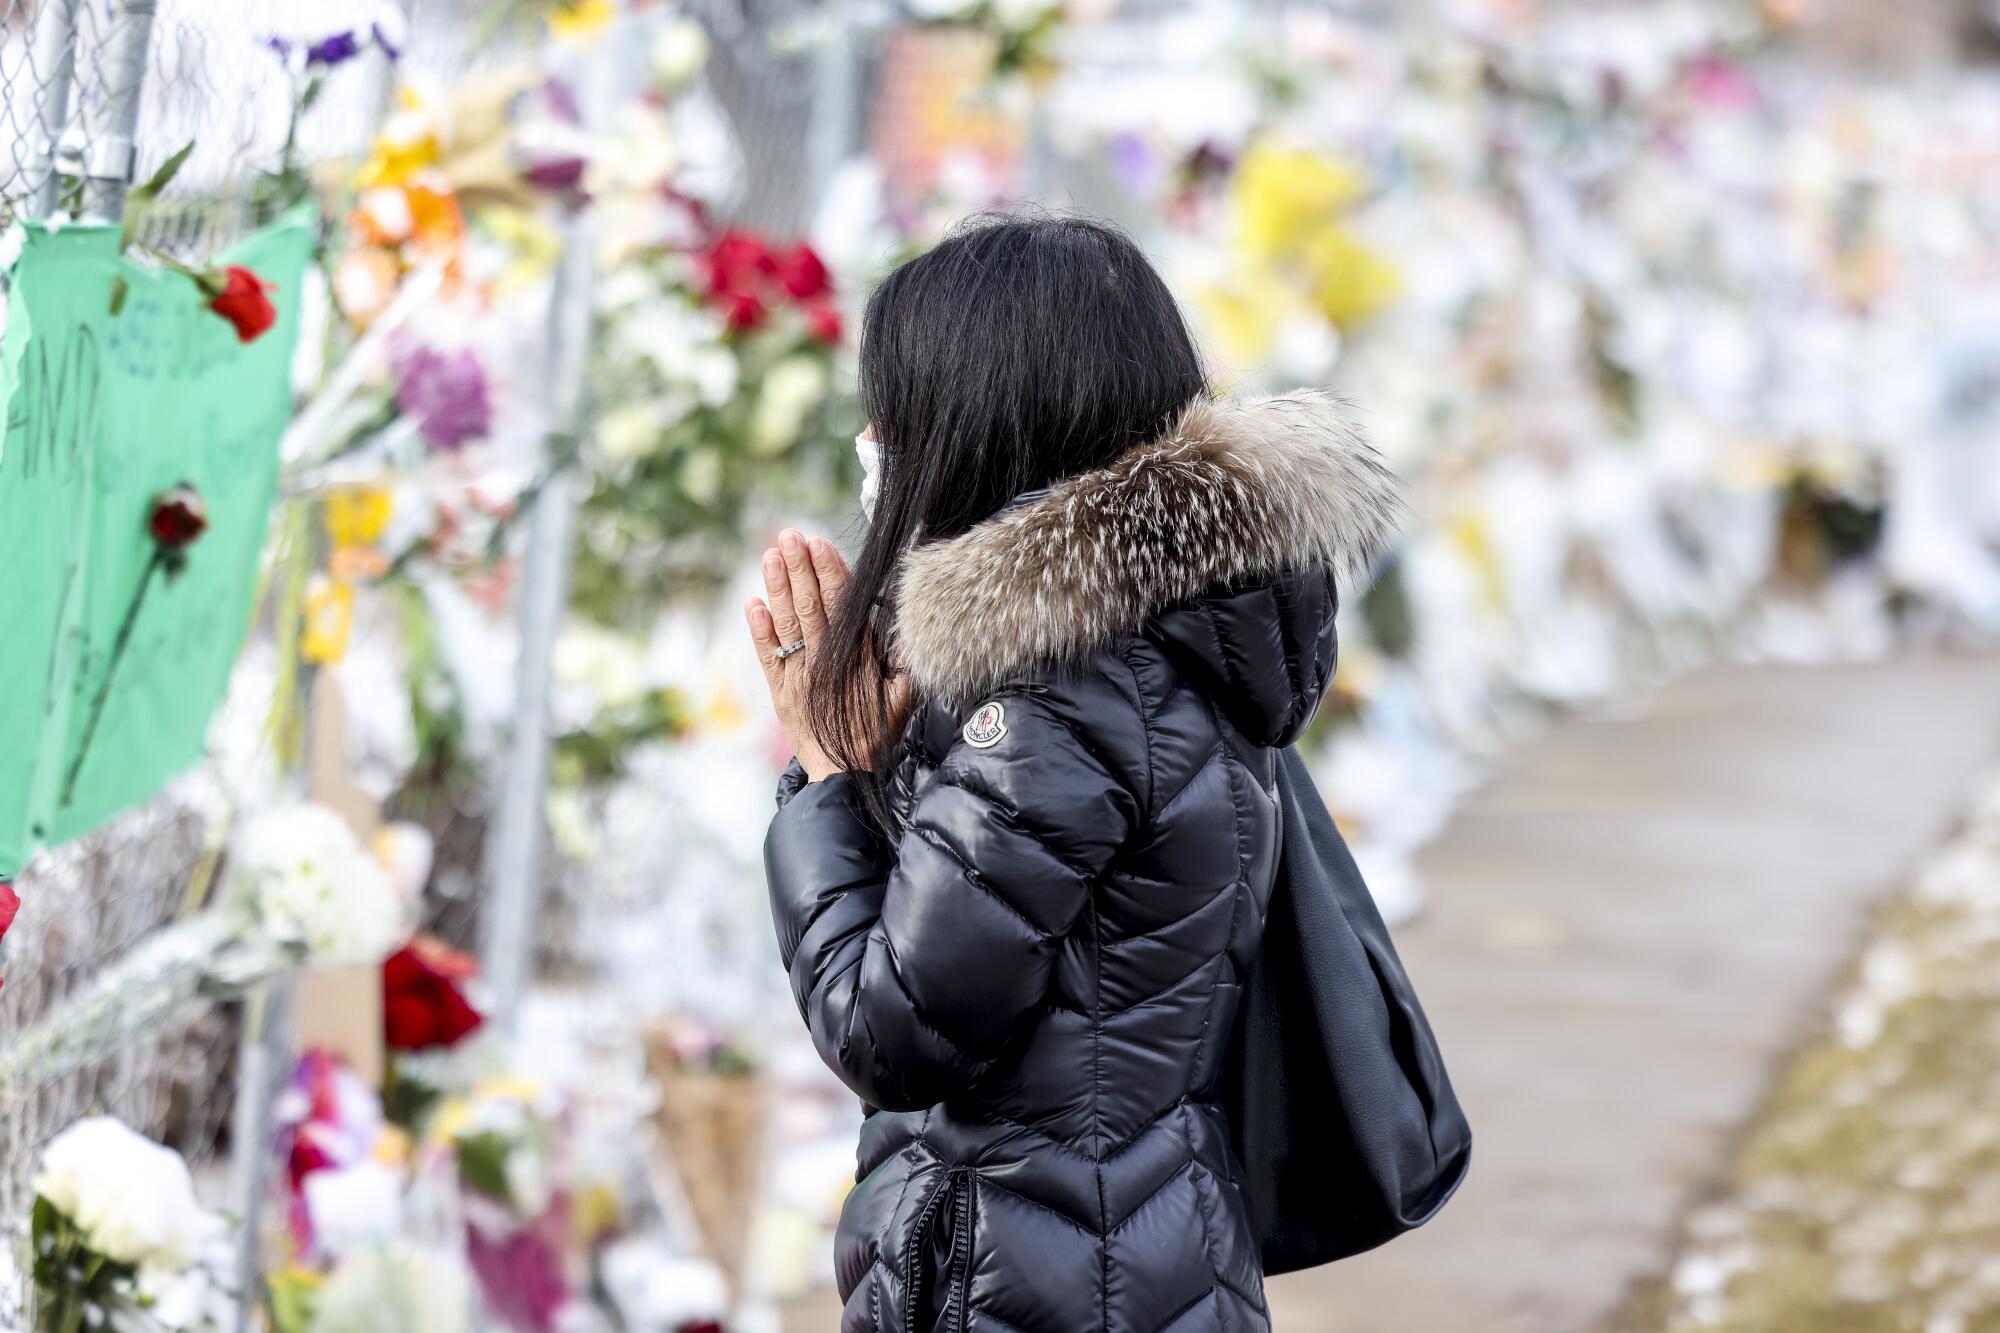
[{"xmin": 765, "ymin": 681, "xmax": 1142, "ymax": 1111}]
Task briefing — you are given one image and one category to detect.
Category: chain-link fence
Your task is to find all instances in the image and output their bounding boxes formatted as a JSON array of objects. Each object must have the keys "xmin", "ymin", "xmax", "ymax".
[
  {"xmin": 0, "ymin": 778, "xmax": 235, "ymax": 1311},
  {"xmin": 0, "ymin": 0, "xmax": 866, "ymax": 1322},
  {"xmin": 0, "ymin": 5, "xmax": 397, "ymax": 1323}
]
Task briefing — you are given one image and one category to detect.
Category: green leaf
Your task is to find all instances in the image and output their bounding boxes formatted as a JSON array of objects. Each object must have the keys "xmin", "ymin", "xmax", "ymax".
[
  {"xmin": 120, "ymin": 138, "xmax": 195, "ymax": 250},
  {"xmin": 455, "ymin": 1130, "xmax": 517, "ymax": 1208},
  {"xmin": 135, "ymin": 139, "xmax": 195, "ymax": 201}
]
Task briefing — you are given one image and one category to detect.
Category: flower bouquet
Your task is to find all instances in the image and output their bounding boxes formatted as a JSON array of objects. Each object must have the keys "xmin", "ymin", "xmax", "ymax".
[
  {"xmin": 645, "ymin": 1021, "xmax": 764, "ymax": 1297},
  {"xmin": 573, "ymin": 218, "xmax": 852, "ymax": 618},
  {"xmin": 28, "ymin": 1117, "xmax": 230, "ymax": 1333},
  {"xmin": 431, "ymin": 1079, "xmax": 586, "ymax": 1333}
]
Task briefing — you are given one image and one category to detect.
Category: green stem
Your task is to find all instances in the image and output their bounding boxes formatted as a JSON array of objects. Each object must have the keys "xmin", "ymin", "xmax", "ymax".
[{"xmin": 58, "ymin": 549, "xmax": 163, "ymax": 809}]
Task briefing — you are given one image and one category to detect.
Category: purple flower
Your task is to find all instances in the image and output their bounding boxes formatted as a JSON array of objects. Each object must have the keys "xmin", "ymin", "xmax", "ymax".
[
  {"xmin": 541, "ymin": 78, "xmax": 581, "ymax": 124},
  {"xmin": 370, "ymin": 18, "xmax": 405, "ymax": 62},
  {"xmin": 393, "ymin": 343, "xmax": 493, "ymax": 452},
  {"xmin": 306, "ymin": 30, "xmax": 361, "ymax": 66},
  {"xmin": 266, "ymin": 35, "xmax": 293, "ymax": 58}
]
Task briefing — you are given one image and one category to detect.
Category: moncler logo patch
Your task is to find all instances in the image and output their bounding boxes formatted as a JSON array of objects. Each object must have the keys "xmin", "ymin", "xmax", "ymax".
[{"xmin": 962, "ymin": 700, "xmax": 1007, "ymax": 749}]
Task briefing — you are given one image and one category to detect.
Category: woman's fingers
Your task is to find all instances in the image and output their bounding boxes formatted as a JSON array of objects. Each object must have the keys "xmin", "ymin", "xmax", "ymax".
[
  {"xmin": 780, "ymin": 529, "xmax": 827, "ymax": 641},
  {"xmin": 762, "ymin": 546, "xmax": 802, "ymax": 648},
  {"xmin": 809, "ymin": 537, "xmax": 849, "ymax": 616},
  {"xmin": 744, "ymin": 598, "xmax": 784, "ymax": 691}
]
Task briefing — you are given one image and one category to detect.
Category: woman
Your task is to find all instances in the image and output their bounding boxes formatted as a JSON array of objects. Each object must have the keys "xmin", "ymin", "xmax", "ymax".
[{"xmin": 748, "ymin": 215, "xmax": 1399, "ymax": 1333}]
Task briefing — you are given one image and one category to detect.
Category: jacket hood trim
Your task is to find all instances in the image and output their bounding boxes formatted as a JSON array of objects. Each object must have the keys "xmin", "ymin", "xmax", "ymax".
[{"xmin": 894, "ymin": 391, "xmax": 1402, "ymax": 701}]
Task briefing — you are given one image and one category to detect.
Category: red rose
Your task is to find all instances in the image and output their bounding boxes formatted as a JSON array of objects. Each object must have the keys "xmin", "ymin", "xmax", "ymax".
[
  {"xmin": 383, "ymin": 935, "xmax": 484, "ymax": 1051},
  {"xmin": 149, "ymin": 483, "xmax": 208, "ymax": 548},
  {"xmin": 774, "ymin": 242, "xmax": 831, "ymax": 302},
  {"xmin": 0, "ymin": 880, "xmax": 17, "ymax": 992},
  {"xmin": 722, "ymin": 290, "xmax": 766, "ymax": 332},
  {"xmin": 699, "ymin": 230, "xmax": 776, "ymax": 300},
  {"xmin": 208, "ymin": 265, "xmax": 277, "ymax": 343},
  {"xmin": 805, "ymin": 302, "xmax": 842, "ymax": 346}
]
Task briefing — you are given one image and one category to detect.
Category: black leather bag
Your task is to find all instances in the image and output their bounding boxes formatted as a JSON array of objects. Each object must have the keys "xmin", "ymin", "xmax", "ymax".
[{"xmin": 1220, "ymin": 746, "xmax": 1472, "ymax": 1275}]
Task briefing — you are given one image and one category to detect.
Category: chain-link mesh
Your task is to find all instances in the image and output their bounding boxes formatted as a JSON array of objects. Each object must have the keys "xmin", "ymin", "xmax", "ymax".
[
  {"xmin": 0, "ymin": 775, "xmax": 237, "ymax": 1299},
  {"xmin": 0, "ymin": 0, "xmax": 95, "ymax": 221}
]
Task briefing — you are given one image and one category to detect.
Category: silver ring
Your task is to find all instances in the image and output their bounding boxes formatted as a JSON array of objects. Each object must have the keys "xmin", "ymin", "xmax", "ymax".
[{"xmin": 774, "ymin": 638, "xmax": 808, "ymax": 661}]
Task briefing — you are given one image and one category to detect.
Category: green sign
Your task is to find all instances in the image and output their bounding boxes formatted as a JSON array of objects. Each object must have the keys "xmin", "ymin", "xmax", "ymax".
[{"xmin": 0, "ymin": 208, "xmax": 314, "ymax": 872}]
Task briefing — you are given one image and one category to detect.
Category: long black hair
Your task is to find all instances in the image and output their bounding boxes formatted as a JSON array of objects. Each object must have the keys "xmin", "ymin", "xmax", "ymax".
[{"xmin": 808, "ymin": 212, "xmax": 1207, "ymax": 826}]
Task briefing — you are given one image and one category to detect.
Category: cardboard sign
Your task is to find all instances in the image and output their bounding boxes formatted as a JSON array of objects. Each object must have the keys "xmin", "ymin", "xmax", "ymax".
[{"xmin": 0, "ymin": 208, "xmax": 314, "ymax": 871}]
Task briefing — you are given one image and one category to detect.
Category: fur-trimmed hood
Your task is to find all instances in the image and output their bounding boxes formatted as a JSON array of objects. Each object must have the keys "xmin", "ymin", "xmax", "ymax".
[{"xmin": 894, "ymin": 391, "xmax": 1402, "ymax": 705}]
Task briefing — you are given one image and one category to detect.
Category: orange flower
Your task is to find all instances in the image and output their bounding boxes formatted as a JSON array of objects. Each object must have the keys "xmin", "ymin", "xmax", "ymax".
[
  {"xmin": 404, "ymin": 179, "xmax": 466, "ymax": 257},
  {"xmin": 332, "ymin": 247, "xmax": 402, "ymax": 327}
]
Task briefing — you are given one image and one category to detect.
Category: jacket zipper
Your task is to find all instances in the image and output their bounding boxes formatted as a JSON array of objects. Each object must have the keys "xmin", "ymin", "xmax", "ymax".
[
  {"xmin": 903, "ymin": 1167, "xmax": 975, "ymax": 1333},
  {"xmin": 941, "ymin": 1168, "xmax": 974, "ymax": 1332}
]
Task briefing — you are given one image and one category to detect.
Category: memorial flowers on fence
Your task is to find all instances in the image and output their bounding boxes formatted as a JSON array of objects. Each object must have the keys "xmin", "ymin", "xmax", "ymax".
[
  {"xmin": 0, "ymin": 805, "xmax": 411, "ymax": 1086},
  {"xmin": 575, "ymin": 218, "xmax": 852, "ymax": 618},
  {"xmin": 30, "ymin": 1117, "xmax": 231, "ymax": 1333}
]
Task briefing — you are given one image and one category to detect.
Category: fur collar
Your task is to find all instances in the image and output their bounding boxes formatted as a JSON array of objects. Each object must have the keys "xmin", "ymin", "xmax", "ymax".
[{"xmin": 894, "ymin": 391, "xmax": 1402, "ymax": 700}]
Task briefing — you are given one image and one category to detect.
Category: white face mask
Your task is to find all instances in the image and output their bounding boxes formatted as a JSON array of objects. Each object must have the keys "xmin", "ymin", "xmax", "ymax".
[{"xmin": 856, "ymin": 431, "xmax": 881, "ymax": 520}]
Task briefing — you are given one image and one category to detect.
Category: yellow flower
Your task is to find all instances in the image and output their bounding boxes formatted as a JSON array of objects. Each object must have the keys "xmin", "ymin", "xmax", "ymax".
[
  {"xmin": 1299, "ymin": 226, "xmax": 1401, "ymax": 330},
  {"xmin": 1445, "ymin": 512, "xmax": 1507, "ymax": 610},
  {"xmin": 549, "ymin": 0, "xmax": 616, "ymax": 40},
  {"xmin": 1232, "ymin": 142, "xmax": 1367, "ymax": 261},
  {"xmin": 428, "ymin": 1097, "xmax": 472, "ymax": 1146},
  {"xmin": 325, "ymin": 485, "xmax": 393, "ymax": 548},
  {"xmin": 481, "ymin": 206, "xmax": 563, "ymax": 295},
  {"xmin": 1188, "ymin": 261, "xmax": 1308, "ymax": 371},
  {"xmin": 302, "ymin": 576, "xmax": 356, "ymax": 664},
  {"xmin": 472, "ymin": 1074, "xmax": 542, "ymax": 1107},
  {"xmin": 373, "ymin": 1124, "xmax": 414, "ymax": 1167},
  {"xmin": 572, "ymin": 1180, "xmax": 622, "ymax": 1243},
  {"xmin": 356, "ymin": 102, "xmax": 442, "ymax": 189},
  {"xmin": 702, "ymin": 686, "xmax": 744, "ymax": 732}
]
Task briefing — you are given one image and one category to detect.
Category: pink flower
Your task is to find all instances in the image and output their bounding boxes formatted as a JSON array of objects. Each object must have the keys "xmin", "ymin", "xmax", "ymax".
[{"xmin": 392, "ymin": 342, "xmax": 493, "ymax": 451}]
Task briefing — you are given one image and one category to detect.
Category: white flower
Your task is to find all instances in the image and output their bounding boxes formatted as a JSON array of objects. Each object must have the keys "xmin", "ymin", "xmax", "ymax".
[
  {"xmin": 354, "ymin": 186, "xmax": 414, "ymax": 244},
  {"xmin": 749, "ymin": 354, "xmax": 829, "ymax": 455},
  {"xmin": 595, "ymin": 396, "xmax": 690, "ymax": 462},
  {"xmin": 309, "ymin": 1246, "xmax": 469, "ymax": 1333},
  {"xmin": 225, "ymin": 803, "xmax": 408, "ymax": 967},
  {"xmin": 680, "ymin": 446, "xmax": 724, "ymax": 504},
  {"xmin": 554, "ymin": 623, "xmax": 649, "ymax": 710},
  {"xmin": 688, "ymin": 345, "xmax": 739, "ymax": 408},
  {"xmin": 651, "ymin": 17, "xmax": 709, "ymax": 88},
  {"xmin": 991, "ymin": 0, "xmax": 1057, "ymax": 32},
  {"xmin": 34, "ymin": 1117, "xmax": 207, "ymax": 1271},
  {"xmin": 304, "ymin": 1162, "xmax": 404, "ymax": 1259},
  {"xmin": 583, "ymin": 105, "xmax": 679, "ymax": 198}
]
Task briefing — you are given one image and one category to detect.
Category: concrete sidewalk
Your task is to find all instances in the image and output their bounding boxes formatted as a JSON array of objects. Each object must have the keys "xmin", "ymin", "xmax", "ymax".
[{"xmin": 1271, "ymin": 655, "xmax": 2000, "ymax": 1333}]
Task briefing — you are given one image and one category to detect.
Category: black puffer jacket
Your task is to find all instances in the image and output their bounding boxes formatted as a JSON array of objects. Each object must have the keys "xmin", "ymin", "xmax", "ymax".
[{"xmin": 766, "ymin": 393, "xmax": 1399, "ymax": 1333}]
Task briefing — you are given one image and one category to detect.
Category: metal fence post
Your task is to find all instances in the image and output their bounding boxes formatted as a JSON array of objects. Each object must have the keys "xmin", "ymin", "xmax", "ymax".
[
  {"xmin": 479, "ymin": 13, "xmax": 632, "ymax": 1035},
  {"xmin": 79, "ymin": 0, "xmax": 159, "ymax": 222},
  {"xmin": 228, "ymin": 979, "xmax": 295, "ymax": 1333},
  {"xmin": 478, "ymin": 206, "xmax": 595, "ymax": 1038},
  {"xmin": 22, "ymin": 0, "xmax": 82, "ymax": 218},
  {"xmin": 807, "ymin": 7, "xmax": 857, "ymax": 209}
]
